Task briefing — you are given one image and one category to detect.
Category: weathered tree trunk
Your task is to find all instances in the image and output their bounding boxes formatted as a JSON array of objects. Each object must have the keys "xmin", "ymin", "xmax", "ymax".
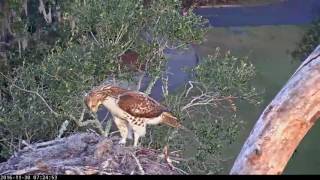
[{"xmin": 230, "ymin": 45, "xmax": 320, "ymax": 174}]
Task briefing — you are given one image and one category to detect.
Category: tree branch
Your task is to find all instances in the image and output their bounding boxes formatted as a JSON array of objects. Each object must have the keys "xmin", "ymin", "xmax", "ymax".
[
  {"xmin": 144, "ymin": 75, "xmax": 160, "ymax": 95},
  {"xmin": 0, "ymin": 72, "xmax": 59, "ymax": 116},
  {"xmin": 230, "ymin": 45, "xmax": 320, "ymax": 174}
]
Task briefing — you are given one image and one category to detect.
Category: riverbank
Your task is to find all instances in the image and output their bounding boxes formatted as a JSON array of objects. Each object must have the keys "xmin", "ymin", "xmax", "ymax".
[
  {"xmin": 198, "ymin": 0, "xmax": 283, "ymax": 8},
  {"xmin": 195, "ymin": 0, "xmax": 320, "ymax": 27}
]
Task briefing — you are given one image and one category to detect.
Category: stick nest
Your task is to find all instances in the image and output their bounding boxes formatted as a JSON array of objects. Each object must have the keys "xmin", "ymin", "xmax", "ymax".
[{"xmin": 0, "ymin": 133, "xmax": 180, "ymax": 175}]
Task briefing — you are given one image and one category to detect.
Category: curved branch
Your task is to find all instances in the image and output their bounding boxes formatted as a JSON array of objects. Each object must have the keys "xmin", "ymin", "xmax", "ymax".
[{"xmin": 230, "ymin": 45, "xmax": 320, "ymax": 174}]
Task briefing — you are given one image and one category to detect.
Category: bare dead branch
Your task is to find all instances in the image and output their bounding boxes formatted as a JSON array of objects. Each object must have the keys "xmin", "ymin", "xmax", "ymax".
[
  {"xmin": 181, "ymin": 83, "xmax": 237, "ymax": 112},
  {"xmin": 230, "ymin": 45, "xmax": 320, "ymax": 174},
  {"xmin": 161, "ymin": 74, "xmax": 169, "ymax": 97},
  {"xmin": 38, "ymin": 0, "xmax": 52, "ymax": 24},
  {"xmin": 144, "ymin": 75, "xmax": 160, "ymax": 95},
  {"xmin": 136, "ymin": 72, "xmax": 146, "ymax": 91}
]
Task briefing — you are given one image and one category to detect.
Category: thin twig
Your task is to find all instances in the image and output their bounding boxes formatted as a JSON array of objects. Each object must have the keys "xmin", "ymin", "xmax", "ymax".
[
  {"xmin": 15, "ymin": 85, "xmax": 58, "ymax": 116},
  {"xmin": 0, "ymin": 72, "xmax": 59, "ymax": 116},
  {"xmin": 144, "ymin": 75, "xmax": 160, "ymax": 95},
  {"xmin": 185, "ymin": 81, "xmax": 199, "ymax": 97},
  {"xmin": 103, "ymin": 118, "xmax": 113, "ymax": 137},
  {"xmin": 21, "ymin": 140, "xmax": 36, "ymax": 151},
  {"xmin": 147, "ymin": 130, "xmax": 153, "ymax": 148},
  {"xmin": 100, "ymin": 111, "xmax": 110, "ymax": 125},
  {"xmin": 90, "ymin": 31, "xmax": 101, "ymax": 47},
  {"xmin": 69, "ymin": 114, "xmax": 105, "ymax": 135},
  {"xmin": 57, "ymin": 120, "xmax": 69, "ymax": 139},
  {"xmin": 181, "ymin": 89, "xmax": 237, "ymax": 112},
  {"xmin": 34, "ymin": 139, "xmax": 64, "ymax": 148},
  {"xmin": 136, "ymin": 72, "xmax": 146, "ymax": 91},
  {"xmin": 161, "ymin": 74, "xmax": 169, "ymax": 97},
  {"xmin": 130, "ymin": 152, "xmax": 145, "ymax": 175}
]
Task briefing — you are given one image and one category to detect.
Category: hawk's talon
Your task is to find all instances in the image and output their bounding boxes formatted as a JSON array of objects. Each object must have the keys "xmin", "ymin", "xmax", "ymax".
[{"xmin": 119, "ymin": 138, "xmax": 126, "ymax": 145}]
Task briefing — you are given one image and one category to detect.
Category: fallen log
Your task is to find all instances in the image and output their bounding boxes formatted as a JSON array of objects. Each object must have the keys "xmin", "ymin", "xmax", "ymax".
[
  {"xmin": 230, "ymin": 45, "xmax": 320, "ymax": 174},
  {"xmin": 0, "ymin": 133, "xmax": 180, "ymax": 175}
]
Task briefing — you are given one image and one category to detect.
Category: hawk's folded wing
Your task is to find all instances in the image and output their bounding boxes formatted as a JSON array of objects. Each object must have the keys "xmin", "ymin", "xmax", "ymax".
[{"xmin": 117, "ymin": 92, "xmax": 169, "ymax": 118}]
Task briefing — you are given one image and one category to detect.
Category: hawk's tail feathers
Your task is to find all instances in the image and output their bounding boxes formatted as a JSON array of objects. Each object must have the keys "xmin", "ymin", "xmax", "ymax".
[
  {"xmin": 161, "ymin": 112, "xmax": 183, "ymax": 129},
  {"xmin": 161, "ymin": 112, "xmax": 194, "ymax": 134}
]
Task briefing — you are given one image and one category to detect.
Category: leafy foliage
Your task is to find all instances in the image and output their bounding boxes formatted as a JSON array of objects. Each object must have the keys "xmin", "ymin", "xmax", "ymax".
[
  {"xmin": 0, "ymin": 0, "xmax": 207, "ymax": 159},
  {"xmin": 141, "ymin": 49, "xmax": 260, "ymax": 174},
  {"xmin": 292, "ymin": 19, "xmax": 320, "ymax": 61}
]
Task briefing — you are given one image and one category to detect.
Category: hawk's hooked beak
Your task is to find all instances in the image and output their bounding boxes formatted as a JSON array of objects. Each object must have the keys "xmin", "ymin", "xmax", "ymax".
[
  {"xmin": 91, "ymin": 103, "xmax": 103, "ymax": 113},
  {"xmin": 84, "ymin": 94, "xmax": 100, "ymax": 113},
  {"xmin": 91, "ymin": 106, "xmax": 98, "ymax": 113}
]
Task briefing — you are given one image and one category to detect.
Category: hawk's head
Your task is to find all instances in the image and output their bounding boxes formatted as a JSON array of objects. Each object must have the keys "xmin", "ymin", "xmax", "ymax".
[
  {"xmin": 84, "ymin": 84, "xmax": 128, "ymax": 113},
  {"xmin": 84, "ymin": 91, "xmax": 105, "ymax": 113}
]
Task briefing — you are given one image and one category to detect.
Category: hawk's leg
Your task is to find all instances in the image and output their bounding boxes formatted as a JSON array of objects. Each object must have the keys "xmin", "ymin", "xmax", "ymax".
[
  {"xmin": 131, "ymin": 124, "xmax": 146, "ymax": 147},
  {"xmin": 127, "ymin": 125, "xmax": 133, "ymax": 140},
  {"xmin": 113, "ymin": 117, "xmax": 129, "ymax": 145}
]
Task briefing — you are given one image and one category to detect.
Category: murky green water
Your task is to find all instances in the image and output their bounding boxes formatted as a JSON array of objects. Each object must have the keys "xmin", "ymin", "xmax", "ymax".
[{"xmin": 195, "ymin": 25, "xmax": 320, "ymax": 174}]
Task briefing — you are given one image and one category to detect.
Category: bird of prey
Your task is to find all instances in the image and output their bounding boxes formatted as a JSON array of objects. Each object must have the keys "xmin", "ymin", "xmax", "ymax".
[{"xmin": 84, "ymin": 84, "xmax": 182, "ymax": 147}]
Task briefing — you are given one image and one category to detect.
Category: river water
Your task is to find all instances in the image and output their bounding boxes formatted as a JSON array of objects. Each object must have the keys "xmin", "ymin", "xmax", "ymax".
[{"xmin": 197, "ymin": 26, "xmax": 309, "ymax": 174}]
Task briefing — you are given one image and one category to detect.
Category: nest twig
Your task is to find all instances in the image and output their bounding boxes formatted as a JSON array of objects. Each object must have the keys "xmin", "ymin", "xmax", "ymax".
[{"xmin": 0, "ymin": 133, "xmax": 180, "ymax": 175}]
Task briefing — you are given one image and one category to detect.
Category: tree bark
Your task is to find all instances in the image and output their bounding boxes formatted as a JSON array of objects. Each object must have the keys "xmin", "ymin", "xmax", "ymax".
[{"xmin": 230, "ymin": 45, "xmax": 320, "ymax": 174}]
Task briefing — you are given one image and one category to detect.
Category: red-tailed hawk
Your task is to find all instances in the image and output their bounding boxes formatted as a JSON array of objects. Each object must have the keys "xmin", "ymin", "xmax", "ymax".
[{"xmin": 84, "ymin": 84, "xmax": 182, "ymax": 147}]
